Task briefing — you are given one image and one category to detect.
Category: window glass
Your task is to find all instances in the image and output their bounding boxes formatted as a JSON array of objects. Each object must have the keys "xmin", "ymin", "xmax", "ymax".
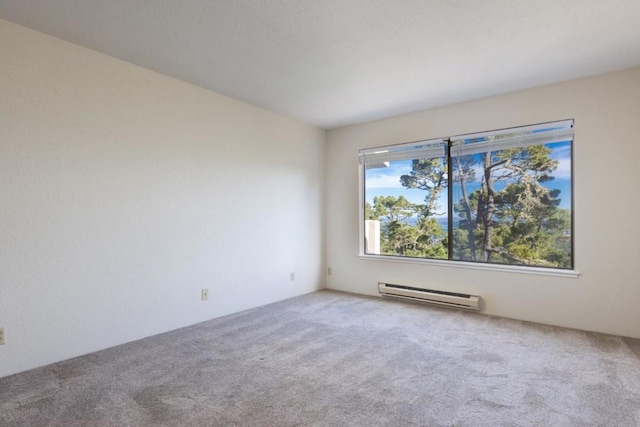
[
  {"xmin": 360, "ymin": 120, "xmax": 574, "ymax": 270},
  {"xmin": 364, "ymin": 156, "xmax": 448, "ymax": 258},
  {"xmin": 451, "ymin": 140, "xmax": 572, "ymax": 268}
]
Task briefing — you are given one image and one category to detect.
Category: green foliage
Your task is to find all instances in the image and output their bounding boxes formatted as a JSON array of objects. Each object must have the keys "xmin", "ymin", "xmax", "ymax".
[
  {"xmin": 452, "ymin": 144, "xmax": 571, "ymax": 268},
  {"xmin": 367, "ymin": 195, "xmax": 447, "ymax": 259},
  {"xmin": 400, "ymin": 158, "xmax": 447, "ymax": 216},
  {"xmin": 371, "ymin": 195, "xmax": 417, "ymax": 222},
  {"xmin": 366, "ymin": 142, "xmax": 571, "ymax": 268}
]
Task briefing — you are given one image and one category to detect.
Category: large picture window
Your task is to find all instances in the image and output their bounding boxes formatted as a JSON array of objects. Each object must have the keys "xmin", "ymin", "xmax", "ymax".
[{"xmin": 360, "ymin": 120, "xmax": 574, "ymax": 270}]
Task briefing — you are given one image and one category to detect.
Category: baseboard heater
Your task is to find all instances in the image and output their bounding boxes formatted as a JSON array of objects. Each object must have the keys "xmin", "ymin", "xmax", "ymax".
[{"xmin": 378, "ymin": 282, "xmax": 480, "ymax": 311}]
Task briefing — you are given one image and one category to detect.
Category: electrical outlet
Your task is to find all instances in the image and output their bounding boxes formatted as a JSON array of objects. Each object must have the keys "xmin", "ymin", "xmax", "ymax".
[
  {"xmin": 0, "ymin": 327, "xmax": 5, "ymax": 345},
  {"xmin": 290, "ymin": 272, "xmax": 295, "ymax": 281},
  {"xmin": 201, "ymin": 289, "xmax": 209, "ymax": 301},
  {"xmin": 327, "ymin": 267, "xmax": 332, "ymax": 275}
]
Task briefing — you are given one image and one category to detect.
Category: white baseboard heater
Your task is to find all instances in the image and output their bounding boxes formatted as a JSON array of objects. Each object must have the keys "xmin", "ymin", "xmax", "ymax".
[{"xmin": 378, "ymin": 282, "xmax": 480, "ymax": 311}]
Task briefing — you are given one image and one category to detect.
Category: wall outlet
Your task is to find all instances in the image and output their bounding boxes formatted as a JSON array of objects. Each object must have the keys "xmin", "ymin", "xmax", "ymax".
[
  {"xmin": 290, "ymin": 272, "xmax": 295, "ymax": 281},
  {"xmin": 201, "ymin": 289, "xmax": 209, "ymax": 301},
  {"xmin": 327, "ymin": 267, "xmax": 332, "ymax": 275},
  {"xmin": 0, "ymin": 327, "xmax": 5, "ymax": 345}
]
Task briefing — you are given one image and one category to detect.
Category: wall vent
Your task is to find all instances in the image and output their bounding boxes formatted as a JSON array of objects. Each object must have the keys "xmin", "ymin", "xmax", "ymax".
[{"xmin": 378, "ymin": 282, "xmax": 480, "ymax": 311}]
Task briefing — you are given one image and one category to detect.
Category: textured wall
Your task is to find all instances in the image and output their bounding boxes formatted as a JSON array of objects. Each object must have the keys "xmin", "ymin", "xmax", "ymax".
[
  {"xmin": 326, "ymin": 67, "xmax": 640, "ymax": 339},
  {"xmin": 0, "ymin": 19, "xmax": 325, "ymax": 378}
]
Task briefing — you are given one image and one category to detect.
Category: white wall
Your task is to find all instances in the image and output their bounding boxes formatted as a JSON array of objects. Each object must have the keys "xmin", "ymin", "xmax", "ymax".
[
  {"xmin": 326, "ymin": 67, "xmax": 640, "ymax": 339},
  {"xmin": 0, "ymin": 19, "xmax": 325, "ymax": 378}
]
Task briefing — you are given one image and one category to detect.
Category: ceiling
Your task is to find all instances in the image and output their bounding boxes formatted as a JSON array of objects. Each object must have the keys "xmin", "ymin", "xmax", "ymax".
[{"xmin": 1, "ymin": 1, "xmax": 640, "ymax": 129}]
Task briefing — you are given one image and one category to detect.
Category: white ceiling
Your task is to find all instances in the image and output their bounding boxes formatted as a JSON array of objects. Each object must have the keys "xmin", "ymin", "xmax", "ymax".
[{"xmin": 1, "ymin": 1, "xmax": 640, "ymax": 129}]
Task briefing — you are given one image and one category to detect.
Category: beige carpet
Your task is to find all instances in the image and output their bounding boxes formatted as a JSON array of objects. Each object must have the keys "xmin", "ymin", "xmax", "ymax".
[{"xmin": 1, "ymin": 290, "xmax": 639, "ymax": 426}]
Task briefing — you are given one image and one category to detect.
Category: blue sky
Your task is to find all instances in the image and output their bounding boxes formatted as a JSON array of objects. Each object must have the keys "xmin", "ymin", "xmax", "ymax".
[{"xmin": 364, "ymin": 141, "xmax": 572, "ymax": 217}]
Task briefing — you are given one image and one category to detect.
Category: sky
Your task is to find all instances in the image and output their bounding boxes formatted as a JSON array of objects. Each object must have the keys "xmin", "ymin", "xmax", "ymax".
[{"xmin": 364, "ymin": 141, "xmax": 572, "ymax": 217}]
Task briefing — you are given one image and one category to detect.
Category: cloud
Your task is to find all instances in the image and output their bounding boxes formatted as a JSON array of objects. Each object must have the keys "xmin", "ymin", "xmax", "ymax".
[
  {"xmin": 365, "ymin": 161, "xmax": 413, "ymax": 189},
  {"xmin": 551, "ymin": 144, "xmax": 571, "ymax": 157},
  {"xmin": 365, "ymin": 174, "xmax": 403, "ymax": 189},
  {"xmin": 553, "ymin": 156, "xmax": 571, "ymax": 179},
  {"xmin": 549, "ymin": 143, "xmax": 572, "ymax": 178}
]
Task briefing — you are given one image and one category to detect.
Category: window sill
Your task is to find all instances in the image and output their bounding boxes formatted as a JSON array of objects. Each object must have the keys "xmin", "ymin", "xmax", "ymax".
[{"xmin": 358, "ymin": 254, "xmax": 579, "ymax": 278}]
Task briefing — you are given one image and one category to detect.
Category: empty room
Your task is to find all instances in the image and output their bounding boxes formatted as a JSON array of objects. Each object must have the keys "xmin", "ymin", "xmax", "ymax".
[{"xmin": 1, "ymin": 1, "xmax": 640, "ymax": 426}]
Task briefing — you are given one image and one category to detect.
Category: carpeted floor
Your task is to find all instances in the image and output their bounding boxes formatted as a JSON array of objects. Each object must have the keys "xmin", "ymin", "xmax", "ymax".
[{"xmin": 1, "ymin": 290, "xmax": 639, "ymax": 426}]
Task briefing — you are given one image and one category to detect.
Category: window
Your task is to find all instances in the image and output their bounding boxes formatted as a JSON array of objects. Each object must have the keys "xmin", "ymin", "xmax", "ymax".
[{"xmin": 360, "ymin": 120, "xmax": 574, "ymax": 271}]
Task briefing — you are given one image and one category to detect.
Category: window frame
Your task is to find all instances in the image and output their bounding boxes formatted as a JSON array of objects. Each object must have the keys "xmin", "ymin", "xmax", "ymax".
[{"xmin": 358, "ymin": 120, "xmax": 578, "ymax": 278}]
